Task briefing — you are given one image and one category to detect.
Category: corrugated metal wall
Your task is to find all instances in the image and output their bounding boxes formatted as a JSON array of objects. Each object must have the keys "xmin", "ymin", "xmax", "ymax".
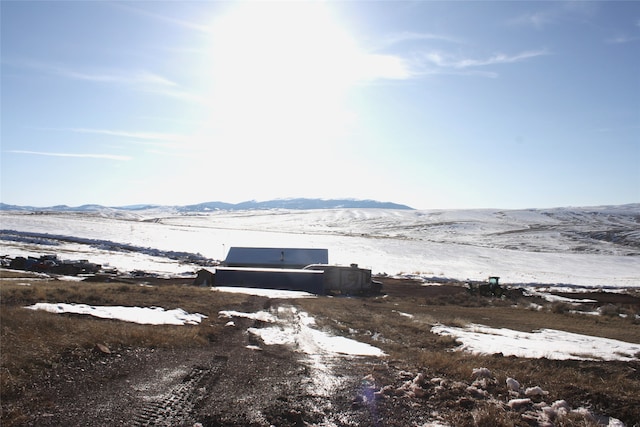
[{"xmin": 215, "ymin": 267, "xmax": 325, "ymax": 294}]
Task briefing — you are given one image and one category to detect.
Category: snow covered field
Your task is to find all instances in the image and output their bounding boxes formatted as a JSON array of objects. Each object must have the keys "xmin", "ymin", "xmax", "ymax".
[
  {"xmin": 6, "ymin": 206, "xmax": 638, "ymax": 426},
  {"xmin": 1, "ymin": 204, "xmax": 639, "ymax": 287}
]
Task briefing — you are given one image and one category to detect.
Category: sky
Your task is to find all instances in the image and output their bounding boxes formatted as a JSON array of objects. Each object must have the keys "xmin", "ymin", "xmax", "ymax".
[{"xmin": 1, "ymin": 1, "xmax": 639, "ymax": 210}]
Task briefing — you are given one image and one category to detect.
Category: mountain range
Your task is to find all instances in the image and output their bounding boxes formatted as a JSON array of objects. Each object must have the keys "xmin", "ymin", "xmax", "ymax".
[{"xmin": 0, "ymin": 198, "xmax": 414, "ymax": 212}]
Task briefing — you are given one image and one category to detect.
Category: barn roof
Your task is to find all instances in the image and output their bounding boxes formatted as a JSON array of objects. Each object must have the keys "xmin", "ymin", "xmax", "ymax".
[{"xmin": 222, "ymin": 247, "xmax": 328, "ymax": 269}]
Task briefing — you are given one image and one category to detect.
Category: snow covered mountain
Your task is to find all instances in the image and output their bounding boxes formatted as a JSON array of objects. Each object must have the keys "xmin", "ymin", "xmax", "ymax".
[
  {"xmin": 0, "ymin": 198, "xmax": 414, "ymax": 212},
  {"xmin": 1, "ymin": 204, "xmax": 638, "ymax": 287}
]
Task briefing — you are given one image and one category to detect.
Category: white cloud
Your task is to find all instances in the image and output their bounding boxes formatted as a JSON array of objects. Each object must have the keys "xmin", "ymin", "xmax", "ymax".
[
  {"xmin": 7, "ymin": 59, "xmax": 200, "ymax": 102},
  {"xmin": 376, "ymin": 31, "xmax": 461, "ymax": 49},
  {"xmin": 418, "ymin": 49, "xmax": 547, "ymax": 78},
  {"xmin": 37, "ymin": 127, "xmax": 191, "ymax": 151},
  {"xmin": 457, "ymin": 50, "xmax": 548, "ymax": 68},
  {"xmin": 11, "ymin": 59, "xmax": 177, "ymax": 87},
  {"xmin": 8, "ymin": 150, "xmax": 132, "ymax": 161},
  {"xmin": 426, "ymin": 69, "xmax": 500, "ymax": 79},
  {"xmin": 426, "ymin": 49, "xmax": 548, "ymax": 69},
  {"xmin": 61, "ymin": 69, "xmax": 177, "ymax": 86}
]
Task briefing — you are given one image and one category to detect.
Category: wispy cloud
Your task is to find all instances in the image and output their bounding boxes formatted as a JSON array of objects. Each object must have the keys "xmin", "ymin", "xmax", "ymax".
[
  {"xmin": 8, "ymin": 150, "xmax": 132, "ymax": 161},
  {"xmin": 354, "ymin": 47, "xmax": 545, "ymax": 81},
  {"xmin": 510, "ymin": 10, "xmax": 555, "ymax": 29},
  {"xmin": 365, "ymin": 31, "xmax": 462, "ymax": 79},
  {"xmin": 138, "ymin": 86, "xmax": 207, "ymax": 104},
  {"xmin": 509, "ymin": 2, "xmax": 598, "ymax": 29},
  {"xmin": 110, "ymin": 2, "xmax": 211, "ymax": 33},
  {"xmin": 59, "ymin": 66, "xmax": 204, "ymax": 103},
  {"xmin": 376, "ymin": 31, "xmax": 461, "ymax": 49},
  {"xmin": 5, "ymin": 59, "xmax": 205, "ymax": 102},
  {"xmin": 420, "ymin": 69, "xmax": 499, "ymax": 79},
  {"xmin": 37, "ymin": 127, "xmax": 191, "ymax": 150},
  {"xmin": 60, "ymin": 68, "xmax": 178, "ymax": 86},
  {"xmin": 421, "ymin": 49, "xmax": 548, "ymax": 75},
  {"xmin": 9, "ymin": 59, "xmax": 178, "ymax": 87},
  {"xmin": 68, "ymin": 128, "xmax": 185, "ymax": 142}
]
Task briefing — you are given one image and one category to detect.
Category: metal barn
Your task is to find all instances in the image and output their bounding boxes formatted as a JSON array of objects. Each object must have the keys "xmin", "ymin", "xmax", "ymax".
[
  {"xmin": 222, "ymin": 247, "xmax": 328, "ymax": 269},
  {"xmin": 209, "ymin": 246, "xmax": 379, "ymax": 295}
]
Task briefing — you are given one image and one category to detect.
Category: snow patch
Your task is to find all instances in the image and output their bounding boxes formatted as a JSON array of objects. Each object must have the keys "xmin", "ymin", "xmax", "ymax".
[
  {"xmin": 392, "ymin": 310, "xmax": 414, "ymax": 318},
  {"xmin": 431, "ymin": 323, "xmax": 640, "ymax": 361},
  {"xmin": 221, "ymin": 305, "xmax": 385, "ymax": 408},
  {"xmin": 212, "ymin": 286, "xmax": 316, "ymax": 299},
  {"xmin": 223, "ymin": 307, "xmax": 385, "ymax": 357},
  {"xmin": 25, "ymin": 303, "xmax": 206, "ymax": 325},
  {"xmin": 218, "ymin": 310, "xmax": 276, "ymax": 323},
  {"xmin": 524, "ymin": 288, "xmax": 598, "ymax": 303}
]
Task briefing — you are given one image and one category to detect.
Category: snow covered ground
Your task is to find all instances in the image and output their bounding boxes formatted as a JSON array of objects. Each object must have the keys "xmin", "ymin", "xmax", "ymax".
[
  {"xmin": 431, "ymin": 324, "xmax": 640, "ymax": 362},
  {"xmin": 220, "ymin": 304, "xmax": 385, "ymax": 404},
  {"xmin": 1, "ymin": 204, "xmax": 639, "ymax": 287},
  {"xmin": 220, "ymin": 306, "xmax": 385, "ymax": 357},
  {"xmin": 25, "ymin": 303, "xmax": 207, "ymax": 325}
]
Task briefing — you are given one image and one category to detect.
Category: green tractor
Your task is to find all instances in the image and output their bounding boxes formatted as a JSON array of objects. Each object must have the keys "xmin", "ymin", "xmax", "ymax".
[{"xmin": 468, "ymin": 276, "xmax": 504, "ymax": 297}]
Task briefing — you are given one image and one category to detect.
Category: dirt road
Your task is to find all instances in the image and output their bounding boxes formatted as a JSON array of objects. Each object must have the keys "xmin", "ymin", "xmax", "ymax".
[{"xmin": 20, "ymin": 293, "xmax": 436, "ymax": 427}]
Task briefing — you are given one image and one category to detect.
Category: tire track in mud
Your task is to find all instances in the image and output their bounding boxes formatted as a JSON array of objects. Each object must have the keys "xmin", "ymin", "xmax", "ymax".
[{"xmin": 131, "ymin": 356, "xmax": 227, "ymax": 426}]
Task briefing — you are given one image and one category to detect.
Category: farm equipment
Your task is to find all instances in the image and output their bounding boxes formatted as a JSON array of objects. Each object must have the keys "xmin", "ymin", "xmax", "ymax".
[
  {"xmin": 467, "ymin": 276, "xmax": 504, "ymax": 297},
  {"xmin": 8, "ymin": 254, "xmax": 101, "ymax": 275}
]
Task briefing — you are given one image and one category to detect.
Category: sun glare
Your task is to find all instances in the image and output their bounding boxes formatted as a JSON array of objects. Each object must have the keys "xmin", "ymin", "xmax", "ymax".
[
  {"xmin": 211, "ymin": 2, "xmax": 358, "ymax": 100},
  {"xmin": 202, "ymin": 1, "xmax": 398, "ymax": 153}
]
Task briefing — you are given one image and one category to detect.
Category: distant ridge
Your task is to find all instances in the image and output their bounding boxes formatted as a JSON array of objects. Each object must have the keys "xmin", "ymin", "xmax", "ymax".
[
  {"xmin": 179, "ymin": 198, "xmax": 413, "ymax": 211},
  {"xmin": 0, "ymin": 198, "xmax": 414, "ymax": 212}
]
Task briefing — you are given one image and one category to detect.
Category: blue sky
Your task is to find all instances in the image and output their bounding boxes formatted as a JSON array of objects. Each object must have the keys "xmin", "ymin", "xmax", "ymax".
[{"xmin": 1, "ymin": 1, "xmax": 638, "ymax": 210}]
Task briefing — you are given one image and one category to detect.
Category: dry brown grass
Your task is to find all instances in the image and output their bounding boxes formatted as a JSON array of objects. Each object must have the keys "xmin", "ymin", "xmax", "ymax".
[
  {"xmin": 2, "ymin": 274, "xmax": 639, "ymax": 425},
  {"xmin": 297, "ymin": 291, "xmax": 640, "ymax": 351},
  {"xmin": 0, "ymin": 278, "xmax": 250, "ymax": 402},
  {"xmin": 297, "ymin": 286, "xmax": 640, "ymax": 424},
  {"xmin": 0, "ymin": 270, "xmax": 45, "ymax": 279}
]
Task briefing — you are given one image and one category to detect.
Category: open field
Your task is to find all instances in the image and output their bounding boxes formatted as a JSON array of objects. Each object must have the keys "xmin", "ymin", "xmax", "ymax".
[
  {"xmin": 2, "ymin": 205, "xmax": 639, "ymax": 287},
  {"xmin": 2, "ymin": 272, "xmax": 639, "ymax": 426}
]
